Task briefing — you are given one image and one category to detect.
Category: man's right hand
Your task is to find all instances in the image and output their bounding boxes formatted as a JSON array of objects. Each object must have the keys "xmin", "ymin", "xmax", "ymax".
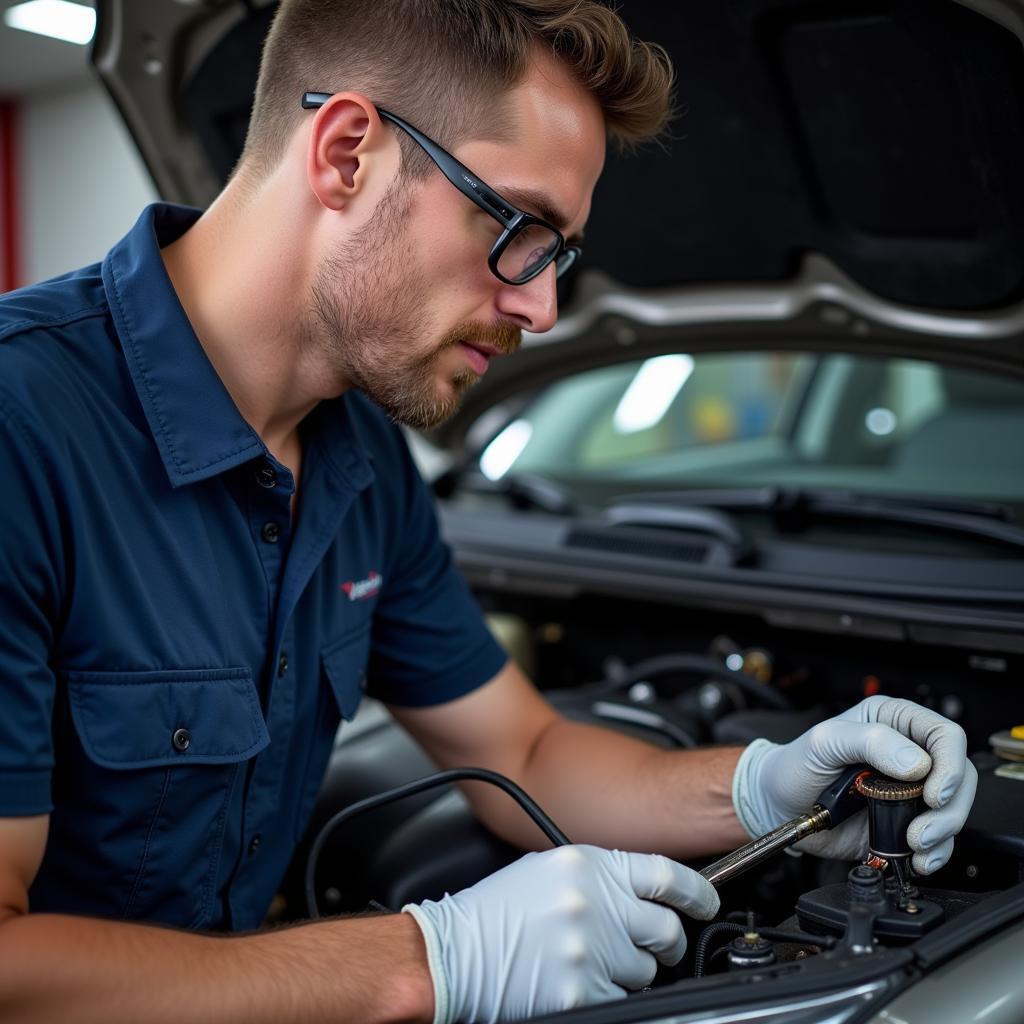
[{"xmin": 402, "ymin": 844, "xmax": 719, "ymax": 1024}]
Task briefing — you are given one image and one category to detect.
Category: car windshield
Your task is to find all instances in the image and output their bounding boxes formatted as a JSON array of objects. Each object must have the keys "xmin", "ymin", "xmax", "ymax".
[{"xmin": 475, "ymin": 351, "xmax": 1024, "ymax": 522}]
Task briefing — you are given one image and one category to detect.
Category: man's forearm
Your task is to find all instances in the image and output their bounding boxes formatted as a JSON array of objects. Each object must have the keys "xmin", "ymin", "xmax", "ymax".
[
  {"xmin": 476, "ymin": 717, "xmax": 749, "ymax": 859},
  {"xmin": 0, "ymin": 909, "xmax": 433, "ymax": 1024}
]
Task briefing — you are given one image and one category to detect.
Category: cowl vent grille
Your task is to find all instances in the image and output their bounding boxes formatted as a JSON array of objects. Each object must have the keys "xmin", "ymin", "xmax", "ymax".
[{"xmin": 566, "ymin": 528, "xmax": 709, "ymax": 564}]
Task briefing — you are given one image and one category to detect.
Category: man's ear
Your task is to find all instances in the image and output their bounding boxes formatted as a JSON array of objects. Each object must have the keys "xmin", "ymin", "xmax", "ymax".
[{"xmin": 306, "ymin": 93, "xmax": 393, "ymax": 211}]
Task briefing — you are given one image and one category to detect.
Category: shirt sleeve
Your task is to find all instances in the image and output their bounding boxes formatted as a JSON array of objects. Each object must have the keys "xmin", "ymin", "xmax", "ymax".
[
  {"xmin": 366, "ymin": 430, "xmax": 508, "ymax": 708},
  {"xmin": 0, "ymin": 397, "xmax": 63, "ymax": 815}
]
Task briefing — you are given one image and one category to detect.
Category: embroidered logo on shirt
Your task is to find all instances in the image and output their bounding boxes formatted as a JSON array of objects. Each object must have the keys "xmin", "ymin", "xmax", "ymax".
[{"xmin": 341, "ymin": 571, "xmax": 383, "ymax": 601}]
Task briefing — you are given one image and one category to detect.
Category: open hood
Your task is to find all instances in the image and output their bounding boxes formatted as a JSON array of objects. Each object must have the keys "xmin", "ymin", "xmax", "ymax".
[{"xmin": 92, "ymin": 0, "xmax": 1024, "ymax": 431}]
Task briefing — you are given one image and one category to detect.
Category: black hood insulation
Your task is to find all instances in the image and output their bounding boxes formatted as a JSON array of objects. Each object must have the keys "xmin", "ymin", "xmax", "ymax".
[{"xmin": 180, "ymin": 0, "xmax": 1024, "ymax": 311}]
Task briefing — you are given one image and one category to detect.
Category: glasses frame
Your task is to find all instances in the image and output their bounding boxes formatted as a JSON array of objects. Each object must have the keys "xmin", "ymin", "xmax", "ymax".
[{"xmin": 301, "ymin": 93, "xmax": 581, "ymax": 285}]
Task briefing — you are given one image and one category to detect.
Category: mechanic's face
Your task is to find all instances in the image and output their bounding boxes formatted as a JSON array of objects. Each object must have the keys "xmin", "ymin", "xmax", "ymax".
[{"xmin": 312, "ymin": 55, "xmax": 605, "ymax": 429}]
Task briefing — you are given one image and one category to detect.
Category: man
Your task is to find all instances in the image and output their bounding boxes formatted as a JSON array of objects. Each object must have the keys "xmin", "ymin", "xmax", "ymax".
[{"xmin": 0, "ymin": 1, "xmax": 976, "ymax": 1021}]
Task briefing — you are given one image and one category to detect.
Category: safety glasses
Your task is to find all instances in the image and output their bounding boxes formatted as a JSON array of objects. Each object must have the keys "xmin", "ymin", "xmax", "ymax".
[{"xmin": 302, "ymin": 93, "xmax": 582, "ymax": 285}]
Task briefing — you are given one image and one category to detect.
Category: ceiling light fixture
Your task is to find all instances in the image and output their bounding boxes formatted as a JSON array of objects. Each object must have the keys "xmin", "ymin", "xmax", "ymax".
[{"xmin": 4, "ymin": 1, "xmax": 96, "ymax": 46}]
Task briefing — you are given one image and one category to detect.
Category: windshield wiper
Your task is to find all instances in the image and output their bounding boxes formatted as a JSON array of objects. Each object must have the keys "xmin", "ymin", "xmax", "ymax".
[
  {"xmin": 441, "ymin": 470, "xmax": 576, "ymax": 515},
  {"xmin": 448, "ymin": 472, "xmax": 758, "ymax": 563},
  {"xmin": 610, "ymin": 487, "xmax": 1024, "ymax": 554},
  {"xmin": 603, "ymin": 502, "xmax": 754, "ymax": 562}
]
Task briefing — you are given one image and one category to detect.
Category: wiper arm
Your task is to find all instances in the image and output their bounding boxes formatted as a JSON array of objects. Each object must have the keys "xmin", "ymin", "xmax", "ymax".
[
  {"xmin": 604, "ymin": 502, "xmax": 754, "ymax": 562},
  {"xmin": 443, "ymin": 470, "xmax": 576, "ymax": 515},
  {"xmin": 617, "ymin": 487, "xmax": 1012, "ymax": 520},
  {"xmin": 501, "ymin": 473, "xmax": 575, "ymax": 515},
  {"xmin": 799, "ymin": 491, "xmax": 1024, "ymax": 553}
]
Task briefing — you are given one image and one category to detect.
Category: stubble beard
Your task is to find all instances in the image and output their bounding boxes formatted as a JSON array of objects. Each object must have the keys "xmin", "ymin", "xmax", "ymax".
[{"xmin": 308, "ymin": 191, "xmax": 484, "ymax": 431}]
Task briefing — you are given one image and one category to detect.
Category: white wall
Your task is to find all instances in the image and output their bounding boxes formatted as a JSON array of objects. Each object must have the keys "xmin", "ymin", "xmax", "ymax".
[{"xmin": 19, "ymin": 78, "xmax": 157, "ymax": 285}]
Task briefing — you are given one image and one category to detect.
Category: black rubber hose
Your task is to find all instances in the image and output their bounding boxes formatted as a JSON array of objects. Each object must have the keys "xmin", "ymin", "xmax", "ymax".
[
  {"xmin": 587, "ymin": 653, "xmax": 790, "ymax": 710},
  {"xmin": 304, "ymin": 767, "xmax": 571, "ymax": 918},
  {"xmin": 694, "ymin": 922, "xmax": 835, "ymax": 977}
]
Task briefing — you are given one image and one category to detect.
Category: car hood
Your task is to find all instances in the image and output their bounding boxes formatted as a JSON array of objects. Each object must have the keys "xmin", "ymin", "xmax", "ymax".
[{"xmin": 92, "ymin": 0, "xmax": 1024, "ymax": 447}]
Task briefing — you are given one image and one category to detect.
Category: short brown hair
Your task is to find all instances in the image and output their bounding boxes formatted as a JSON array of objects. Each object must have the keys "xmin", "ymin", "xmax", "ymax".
[{"xmin": 239, "ymin": 0, "xmax": 674, "ymax": 182}]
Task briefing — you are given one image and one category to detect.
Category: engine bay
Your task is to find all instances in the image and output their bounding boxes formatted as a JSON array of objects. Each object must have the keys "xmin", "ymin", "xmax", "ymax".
[{"xmin": 283, "ymin": 589, "xmax": 1024, "ymax": 1016}]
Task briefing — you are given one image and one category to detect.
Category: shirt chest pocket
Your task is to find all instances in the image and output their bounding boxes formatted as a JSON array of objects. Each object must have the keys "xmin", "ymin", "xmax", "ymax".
[
  {"xmin": 66, "ymin": 668, "xmax": 269, "ymax": 768},
  {"xmin": 43, "ymin": 668, "xmax": 270, "ymax": 928}
]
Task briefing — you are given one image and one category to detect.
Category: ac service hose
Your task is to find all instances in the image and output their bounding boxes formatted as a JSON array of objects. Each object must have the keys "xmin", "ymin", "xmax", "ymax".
[
  {"xmin": 304, "ymin": 763, "xmax": 873, "ymax": 917},
  {"xmin": 304, "ymin": 767, "xmax": 570, "ymax": 918}
]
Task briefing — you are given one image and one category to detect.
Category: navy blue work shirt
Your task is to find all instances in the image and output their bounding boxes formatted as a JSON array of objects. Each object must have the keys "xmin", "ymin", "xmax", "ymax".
[{"xmin": 0, "ymin": 203, "xmax": 507, "ymax": 930}]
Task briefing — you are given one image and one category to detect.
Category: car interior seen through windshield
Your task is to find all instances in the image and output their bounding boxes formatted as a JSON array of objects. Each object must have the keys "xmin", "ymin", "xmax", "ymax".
[{"xmin": 478, "ymin": 352, "xmax": 1024, "ymax": 518}]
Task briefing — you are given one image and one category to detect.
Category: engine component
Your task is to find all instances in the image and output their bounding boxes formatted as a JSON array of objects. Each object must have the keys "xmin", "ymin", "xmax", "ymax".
[
  {"xmin": 796, "ymin": 864, "xmax": 951, "ymax": 943},
  {"xmin": 588, "ymin": 652, "xmax": 791, "ymax": 711},
  {"xmin": 855, "ymin": 771, "xmax": 924, "ymax": 897},
  {"xmin": 711, "ymin": 707, "xmax": 823, "ymax": 747},
  {"xmin": 699, "ymin": 764, "xmax": 869, "ymax": 887},
  {"xmin": 726, "ymin": 925, "xmax": 777, "ymax": 971},
  {"xmin": 587, "ymin": 700, "xmax": 700, "ymax": 748},
  {"xmin": 839, "ymin": 865, "xmax": 890, "ymax": 954}
]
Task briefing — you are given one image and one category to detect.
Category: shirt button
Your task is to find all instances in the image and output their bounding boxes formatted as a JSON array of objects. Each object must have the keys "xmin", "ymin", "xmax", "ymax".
[
  {"xmin": 248, "ymin": 834, "xmax": 262, "ymax": 856},
  {"xmin": 254, "ymin": 464, "xmax": 277, "ymax": 489},
  {"xmin": 261, "ymin": 522, "xmax": 281, "ymax": 544},
  {"xmin": 172, "ymin": 728, "xmax": 191, "ymax": 752},
  {"xmin": 277, "ymin": 652, "xmax": 289, "ymax": 677}
]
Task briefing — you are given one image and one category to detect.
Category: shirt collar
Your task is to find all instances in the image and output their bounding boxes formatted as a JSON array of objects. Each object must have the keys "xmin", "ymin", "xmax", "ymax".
[
  {"xmin": 101, "ymin": 202, "xmax": 372, "ymax": 493},
  {"xmin": 103, "ymin": 203, "xmax": 266, "ymax": 487}
]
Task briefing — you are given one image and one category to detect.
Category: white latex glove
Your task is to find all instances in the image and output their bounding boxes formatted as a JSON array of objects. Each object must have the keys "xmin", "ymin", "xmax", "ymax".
[
  {"xmin": 403, "ymin": 844, "xmax": 719, "ymax": 1024},
  {"xmin": 732, "ymin": 696, "xmax": 977, "ymax": 873}
]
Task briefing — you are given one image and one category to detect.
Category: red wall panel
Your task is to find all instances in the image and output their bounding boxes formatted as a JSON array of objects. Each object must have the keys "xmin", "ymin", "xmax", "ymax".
[{"xmin": 0, "ymin": 101, "xmax": 20, "ymax": 293}]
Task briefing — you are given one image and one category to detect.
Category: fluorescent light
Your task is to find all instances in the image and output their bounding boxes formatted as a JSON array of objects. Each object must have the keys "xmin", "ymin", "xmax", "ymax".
[
  {"xmin": 480, "ymin": 419, "xmax": 533, "ymax": 481},
  {"xmin": 613, "ymin": 354, "xmax": 695, "ymax": 434},
  {"xmin": 4, "ymin": 1, "xmax": 96, "ymax": 46}
]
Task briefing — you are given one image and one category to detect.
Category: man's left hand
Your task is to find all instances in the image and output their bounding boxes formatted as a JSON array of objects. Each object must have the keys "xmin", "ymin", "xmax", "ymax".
[{"xmin": 732, "ymin": 696, "xmax": 978, "ymax": 873}]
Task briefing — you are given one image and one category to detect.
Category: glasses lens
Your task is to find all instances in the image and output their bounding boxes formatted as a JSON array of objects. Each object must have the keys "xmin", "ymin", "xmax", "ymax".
[{"xmin": 497, "ymin": 223, "xmax": 561, "ymax": 284}]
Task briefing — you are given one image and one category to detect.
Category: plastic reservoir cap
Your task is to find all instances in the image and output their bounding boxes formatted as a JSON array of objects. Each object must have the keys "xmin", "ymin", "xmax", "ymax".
[{"xmin": 990, "ymin": 730, "xmax": 1024, "ymax": 761}]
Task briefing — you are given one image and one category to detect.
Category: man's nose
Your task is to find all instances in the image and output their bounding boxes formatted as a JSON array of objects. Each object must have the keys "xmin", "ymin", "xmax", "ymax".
[{"xmin": 494, "ymin": 264, "xmax": 558, "ymax": 334}]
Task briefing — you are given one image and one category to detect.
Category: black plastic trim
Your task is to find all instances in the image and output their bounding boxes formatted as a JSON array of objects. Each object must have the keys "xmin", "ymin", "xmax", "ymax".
[
  {"xmin": 911, "ymin": 880, "xmax": 1024, "ymax": 970},
  {"xmin": 455, "ymin": 549, "xmax": 1024, "ymax": 652}
]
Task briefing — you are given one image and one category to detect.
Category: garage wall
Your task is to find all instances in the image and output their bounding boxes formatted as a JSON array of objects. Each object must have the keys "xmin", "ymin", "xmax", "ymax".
[{"xmin": 18, "ymin": 78, "xmax": 157, "ymax": 286}]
